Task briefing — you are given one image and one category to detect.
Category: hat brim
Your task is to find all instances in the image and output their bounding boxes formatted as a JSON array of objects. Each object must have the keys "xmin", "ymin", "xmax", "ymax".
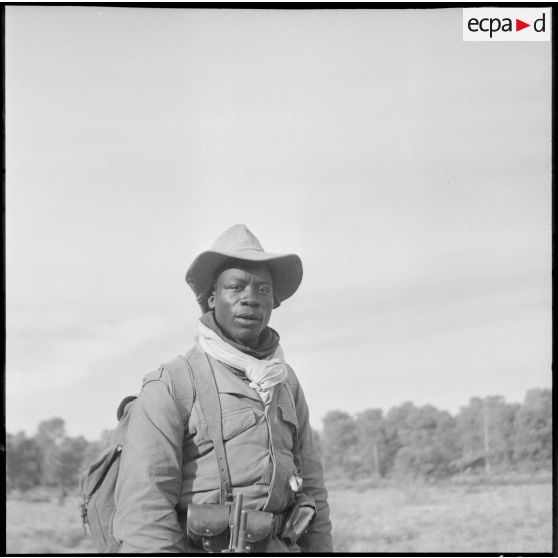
[{"xmin": 186, "ymin": 248, "xmax": 303, "ymax": 313}]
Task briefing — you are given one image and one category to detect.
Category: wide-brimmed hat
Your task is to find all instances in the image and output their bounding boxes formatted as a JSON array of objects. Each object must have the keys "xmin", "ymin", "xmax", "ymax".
[{"xmin": 186, "ymin": 224, "xmax": 303, "ymax": 312}]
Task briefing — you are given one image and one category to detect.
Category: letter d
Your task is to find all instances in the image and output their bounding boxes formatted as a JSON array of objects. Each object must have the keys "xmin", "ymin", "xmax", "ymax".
[{"xmin": 534, "ymin": 13, "xmax": 546, "ymax": 32}]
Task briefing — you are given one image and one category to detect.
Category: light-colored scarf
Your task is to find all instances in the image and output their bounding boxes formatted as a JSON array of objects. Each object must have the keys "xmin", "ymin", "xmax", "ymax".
[{"xmin": 197, "ymin": 321, "xmax": 288, "ymax": 405}]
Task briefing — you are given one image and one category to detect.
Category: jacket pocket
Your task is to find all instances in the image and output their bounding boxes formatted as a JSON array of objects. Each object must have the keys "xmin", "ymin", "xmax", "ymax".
[
  {"xmin": 195, "ymin": 407, "xmax": 258, "ymax": 445},
  {"xmin": 222, "ymin": 407, "xmax": 257, "ymax": 441},
  {"xmin": 277, "ymin": 397, "xmax": 298, "ymax": 429}
]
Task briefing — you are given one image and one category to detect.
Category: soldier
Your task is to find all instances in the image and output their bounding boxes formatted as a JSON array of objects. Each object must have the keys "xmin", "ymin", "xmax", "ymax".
[{"xmin": 113, "ymin": 224, "xmax": 333, "ymax": 553}]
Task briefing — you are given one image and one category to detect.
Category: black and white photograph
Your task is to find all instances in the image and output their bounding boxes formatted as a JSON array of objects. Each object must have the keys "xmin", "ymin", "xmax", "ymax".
[{"xmin": 4, "ymin": 4, "xmax": 552, "ymax": 554}]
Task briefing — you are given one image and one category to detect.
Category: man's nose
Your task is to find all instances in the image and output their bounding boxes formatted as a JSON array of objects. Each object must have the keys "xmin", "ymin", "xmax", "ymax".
[{"xmin": 240, "ymin": 286, "xmax": 259, "ymax": 306}]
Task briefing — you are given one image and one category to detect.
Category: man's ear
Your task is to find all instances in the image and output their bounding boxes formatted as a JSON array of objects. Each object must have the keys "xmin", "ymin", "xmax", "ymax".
[{"xmin": 208, "ymin": 292, "xmax": 216, "ymax": 310}]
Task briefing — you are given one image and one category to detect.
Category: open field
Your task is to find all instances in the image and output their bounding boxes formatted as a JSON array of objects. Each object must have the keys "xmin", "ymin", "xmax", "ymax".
[
  {"xmin": 329, "ymin": 480, "xmax": 552, "ymax": 553},
  {"xmin": 6, "ymin": 491, "xmax": 98, "ymax": 554},
  {"xmin": 6, "ymin": 481, "xmax": 552, "ymax": 554}
]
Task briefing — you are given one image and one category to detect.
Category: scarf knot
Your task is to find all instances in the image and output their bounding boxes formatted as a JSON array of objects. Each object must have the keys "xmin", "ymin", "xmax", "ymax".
[{"xmin": 197, "ymin": 321, "xmax": 288, "ymax": 405}]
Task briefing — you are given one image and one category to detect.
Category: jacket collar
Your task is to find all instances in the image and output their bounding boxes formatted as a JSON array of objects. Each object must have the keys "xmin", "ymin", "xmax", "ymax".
[{"xmin": 202, "ymin": 350, "xmax": 263, "ymax": 404}]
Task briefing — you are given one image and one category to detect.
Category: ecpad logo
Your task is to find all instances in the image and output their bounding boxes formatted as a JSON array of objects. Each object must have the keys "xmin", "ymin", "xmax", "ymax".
[
  {"xmin": 468, "ymin": 14, "xmax": 545, "ymax": 38},
  {"xmin": 463, "ymin": 8, "xmax": 551, "ymax": 42}
]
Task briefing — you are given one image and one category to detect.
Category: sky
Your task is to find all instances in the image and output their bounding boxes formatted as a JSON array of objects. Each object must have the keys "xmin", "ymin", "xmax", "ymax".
[{"xmin": 5, "ymin": 7, "xmax": 552, "ymax": 440}]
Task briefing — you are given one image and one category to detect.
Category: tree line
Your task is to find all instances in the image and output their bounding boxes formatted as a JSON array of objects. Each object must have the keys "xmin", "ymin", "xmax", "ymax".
[
  {"xmin": 6, "ymin": 387, "xmax": 551, "ymax": 494},
  {"xmin": 6, "ymin": 419, "xmax": 112, "ymax": 494},
  {"xmin": 319, "ymin": 388, "xmax": 552, "ymax": 480}
]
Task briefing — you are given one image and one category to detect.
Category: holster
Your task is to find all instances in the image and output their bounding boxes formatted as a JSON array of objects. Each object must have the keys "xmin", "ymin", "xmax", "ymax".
[{"xmin": 280, "ymin": 493, "xmax": 317, "ymax": 546}]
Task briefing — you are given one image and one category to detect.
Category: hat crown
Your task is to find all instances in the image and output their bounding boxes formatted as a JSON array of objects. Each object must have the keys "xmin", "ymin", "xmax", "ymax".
[{"xmin": 210, "ymin": 224, "xmax": 264, "ymax": 254}]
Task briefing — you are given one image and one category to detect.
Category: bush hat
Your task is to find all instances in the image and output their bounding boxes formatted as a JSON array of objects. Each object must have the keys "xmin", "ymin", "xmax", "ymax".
[{"xmin": 186, "ymin": 224, "xmax": 303, "ymax": 313}]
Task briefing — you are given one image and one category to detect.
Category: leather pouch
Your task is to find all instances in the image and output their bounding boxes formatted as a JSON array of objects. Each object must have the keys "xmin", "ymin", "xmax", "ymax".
[
  {"xmin": 280, "ymin": 493, "xmax": 317, "ymax": 545},
  {"xmin": 239, "ymin": 510, "xmax": 274, "ymax": 552},
  {"xmin": 186, "ymin": 503, "xmax": 231, "ymax": 552}
]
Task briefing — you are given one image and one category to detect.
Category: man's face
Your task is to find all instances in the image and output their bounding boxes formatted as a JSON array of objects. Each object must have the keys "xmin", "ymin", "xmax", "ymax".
[{"xmin": 208, "ymin": 262, "xmax": 274, "ymax": 349}]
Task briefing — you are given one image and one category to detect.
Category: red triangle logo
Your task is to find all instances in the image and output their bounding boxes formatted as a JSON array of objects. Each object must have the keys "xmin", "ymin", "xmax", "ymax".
[{"xmin": 516, "ymin": 19, "xmax": 530, "ymax": 31}]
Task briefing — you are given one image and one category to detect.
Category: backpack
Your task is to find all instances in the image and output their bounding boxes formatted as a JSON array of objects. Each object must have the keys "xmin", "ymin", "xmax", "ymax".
[{"xmin": 79, "ymin": 353, "xmax": 197, "ymax": 553}]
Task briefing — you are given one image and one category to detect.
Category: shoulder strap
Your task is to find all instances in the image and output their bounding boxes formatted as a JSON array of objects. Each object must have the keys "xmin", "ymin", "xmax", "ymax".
[
  {"xmin": 161, "ymin": 355, "xmax": 195, "ymax": 421},
  {"xmin": 184, "ymin": 345, "xmax": 233, "ymax": 504}
]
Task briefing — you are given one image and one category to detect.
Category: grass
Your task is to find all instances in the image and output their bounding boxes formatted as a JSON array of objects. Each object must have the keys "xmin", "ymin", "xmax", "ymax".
[
  {"xmin": 6, "ymin": 492, "xmax": 97, "ymax": 554},
  {"xmin": 6, "ymin": 481, "xmax": 553, "ymax": 554},
  {"xmin": 328, "ymin": 480, "xmax": 552, "ymax": 553}
]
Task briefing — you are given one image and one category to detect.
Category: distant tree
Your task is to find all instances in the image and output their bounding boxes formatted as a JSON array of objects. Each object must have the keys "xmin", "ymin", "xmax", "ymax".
[
  {"xmin": 321, "ymin": 410, "xmax": 359, "ymax": 477},
  {"xmin": 35, "ymin": 417, "xmax": 67, "ymax": 486},
  {"xmin": 35, "ymin": 417, "xmax": 66, "ymax": 447},
  {"xmin": 483, "ymin": 396, "xmax": 519, "ymax": 469},
  {"xmin": 385, "ymin": 403, "xmax": 458, "ymax": 480},
  {"xmin": 455, "ymin": 397, "xmax": 489, "ymax": 473},
  {"xmin": 514, "ymin": 388, "xmax": 552, "ymax": 469},
  {"xmin": 383, "ymin": 402, "xmax": 415, "ymax": 476},
  {"xmin": 6, "ymin": 432, "xmax": 42, "ymax": 491},
  {"xmin": 50, "ymin": 436, "xmax": 89, "ymax": 490},
  {"xmin": 355, "ymin": 408, "xmax": 386, "ymax": 478},
  {"xmin": 457, "ymin": 396, "xmax": 521, "ymax": 474}
]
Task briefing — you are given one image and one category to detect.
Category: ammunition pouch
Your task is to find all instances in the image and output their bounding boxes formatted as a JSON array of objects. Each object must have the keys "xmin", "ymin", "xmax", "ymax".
[
  {"xmin": 186, "ymin": 504, "xmax": 230, "ymax": 552},
  {"xmin": 238, "ymin": 509, "xmax": 275, "ymax": 552},
  {"xmin": 186, "ymin": 503, "xmax": 277, "ymax": 553}
]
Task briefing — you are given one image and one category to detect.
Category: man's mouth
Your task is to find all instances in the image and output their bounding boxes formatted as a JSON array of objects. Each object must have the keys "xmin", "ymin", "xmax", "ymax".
[{"xmin": 235, "ymin": 313, "xmax": 261, "ymax": 323}]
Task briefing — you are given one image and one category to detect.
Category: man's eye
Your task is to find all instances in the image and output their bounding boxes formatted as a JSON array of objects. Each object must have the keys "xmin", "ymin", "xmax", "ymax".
[
  {"xmin": 228, "ymin": 284, "xmax": 241, "ymax": 291},
  {"xmin": 259, "ymin": 287, "xmax": 271, "ymax": 295}
]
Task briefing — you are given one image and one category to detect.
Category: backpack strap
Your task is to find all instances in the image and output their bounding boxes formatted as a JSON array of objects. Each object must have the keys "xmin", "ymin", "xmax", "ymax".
[
  {"xmin": 121, "ymin": 351, "xmax": 232, "ymax": 503},
  {"xmin": 184, "ymin": 345, "xmax": 233, "ymax": 504},
  {"xmin": 161, "ymin": 355, "xmax": 196, "ymax": 421},
  {"xmin": 116, "ymin": 395, "xmax": 138, "ymax": 421}
]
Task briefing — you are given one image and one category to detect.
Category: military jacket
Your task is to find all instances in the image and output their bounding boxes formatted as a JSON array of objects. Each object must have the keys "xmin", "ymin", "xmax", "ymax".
[{"xmin": 113, "ymin": 346, "xmax": 333, "ymax": 553}]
